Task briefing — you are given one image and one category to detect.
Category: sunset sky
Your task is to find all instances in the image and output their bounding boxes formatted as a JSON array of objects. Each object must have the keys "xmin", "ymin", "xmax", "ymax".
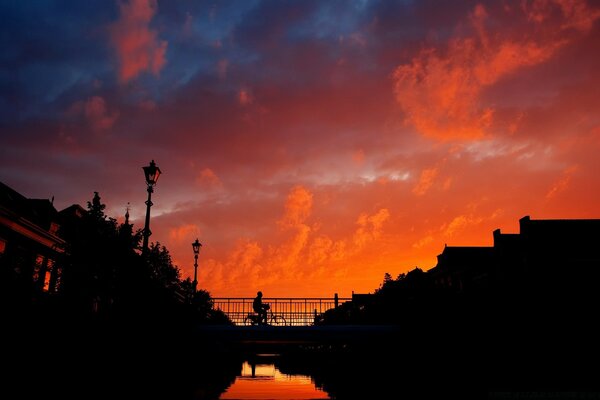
[{"xmin": 1, "ymin": 0, "xmax": 599, "ymax": 298}]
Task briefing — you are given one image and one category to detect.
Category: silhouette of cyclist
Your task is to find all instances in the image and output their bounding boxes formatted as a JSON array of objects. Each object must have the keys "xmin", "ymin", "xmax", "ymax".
[{"xmin": 253, "ymin": 291, "xmax": 270, "ymax": 325}]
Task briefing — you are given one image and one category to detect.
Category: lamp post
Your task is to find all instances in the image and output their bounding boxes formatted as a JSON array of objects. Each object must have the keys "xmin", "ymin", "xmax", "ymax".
[
  {"xmin": 142, "ymin": 160, "xmax": 161, "ymax": 254},
  {"xmin": 192, "ymin": 238, "xmax": 202, "ymax": 293}
]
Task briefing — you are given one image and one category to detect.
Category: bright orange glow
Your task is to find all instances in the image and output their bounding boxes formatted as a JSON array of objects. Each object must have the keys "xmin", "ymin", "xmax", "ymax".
[{"xmin": 221, "ymin": 362, "xmax": 329, "ymax": 399}]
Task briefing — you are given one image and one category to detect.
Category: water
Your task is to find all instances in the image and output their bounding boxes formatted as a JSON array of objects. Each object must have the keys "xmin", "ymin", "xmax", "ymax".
[{"xmin": 220, "ymin": 358, "xmax": 330, "ymax": 400}]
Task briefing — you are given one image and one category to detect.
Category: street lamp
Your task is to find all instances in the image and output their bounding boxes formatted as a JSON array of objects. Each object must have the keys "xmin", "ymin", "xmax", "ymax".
[
  {"xmin": 192, "ymin": 238, "xmax": 202, "ymax": 293},
  {"xmin": 142, "ymin": 160, "xmax": 161, "ymax": 254}
]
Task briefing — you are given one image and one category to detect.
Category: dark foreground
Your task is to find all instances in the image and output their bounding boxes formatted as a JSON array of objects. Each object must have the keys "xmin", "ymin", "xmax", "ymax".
[{"xmin": 5, "ymin": 315, "xmax": 600, "ymax": 400}]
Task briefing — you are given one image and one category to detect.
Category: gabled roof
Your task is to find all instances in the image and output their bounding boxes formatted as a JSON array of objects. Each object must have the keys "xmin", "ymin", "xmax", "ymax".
[
  {"xmin": 0, "ymin": 181, "xmax": 65, "ymax": 250},
  {"xmin": 435, "ymin": 245, "xmax": 494, "ymax": 272},
  {"xmin": 0, "ymin": 181, "xmax": 58, "ymax": 229}
]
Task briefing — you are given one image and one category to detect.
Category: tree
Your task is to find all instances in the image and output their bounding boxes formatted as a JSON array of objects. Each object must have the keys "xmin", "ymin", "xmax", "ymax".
[{"xmin": 55, "ymin": 191, "xmax": 230, "ymax": 328}]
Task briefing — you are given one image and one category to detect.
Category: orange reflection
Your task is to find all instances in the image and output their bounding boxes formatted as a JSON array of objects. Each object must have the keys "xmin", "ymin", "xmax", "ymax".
[{"xmin": 220, "ymin": 361, "xmax": 329, "ymax": 399}]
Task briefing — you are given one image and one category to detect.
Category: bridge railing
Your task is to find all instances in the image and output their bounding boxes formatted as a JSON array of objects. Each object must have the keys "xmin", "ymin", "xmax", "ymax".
[{"xmin": 212, "ymin": 296, "xmax": 351, "ymax": 326}]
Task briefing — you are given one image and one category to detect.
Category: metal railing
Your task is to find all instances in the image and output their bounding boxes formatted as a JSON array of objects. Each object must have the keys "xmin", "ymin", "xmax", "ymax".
[{"xmin": 212, "ymin": 296, "xmax": 351, "ymax": 326}]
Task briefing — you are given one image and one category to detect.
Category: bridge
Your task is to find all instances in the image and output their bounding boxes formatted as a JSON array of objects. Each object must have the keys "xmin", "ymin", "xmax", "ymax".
[
  {"xmin": 212, "ymin": 295, "xmax": 351, "ymax": 326},
  {"xmin": 205, "ymin": 295, "xmax": 400, "ymax": 355},
  {"xmin": 194, "ymin": 324, "xmax": 402, "ymax": 352}
]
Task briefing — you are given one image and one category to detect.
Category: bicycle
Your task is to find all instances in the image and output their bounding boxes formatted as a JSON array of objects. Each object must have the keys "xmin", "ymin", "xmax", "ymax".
[{"xmin": 244, "ymin": 309, "xmax": 286, "ymax": 326}]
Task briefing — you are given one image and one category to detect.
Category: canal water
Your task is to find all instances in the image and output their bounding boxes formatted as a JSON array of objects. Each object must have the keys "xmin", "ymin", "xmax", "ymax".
[{"xmin": 220, "ymin": 356, "xmax": 330, "ymax": 400}]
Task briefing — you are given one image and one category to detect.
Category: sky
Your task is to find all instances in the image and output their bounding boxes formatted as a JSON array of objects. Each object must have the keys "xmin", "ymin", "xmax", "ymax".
[{"xmin": 1, "ymin": 0, "xmax": 599, "ymax": 298}]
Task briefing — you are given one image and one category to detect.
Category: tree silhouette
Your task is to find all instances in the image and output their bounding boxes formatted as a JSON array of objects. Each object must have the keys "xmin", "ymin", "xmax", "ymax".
[{"xmin": 54, "ymin": 191, "xmax": 229, "ymax": 327}]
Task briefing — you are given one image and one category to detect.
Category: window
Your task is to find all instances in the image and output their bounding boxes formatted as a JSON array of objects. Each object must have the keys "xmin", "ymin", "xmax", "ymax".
[
  {"xmin": 32, "ymin": 256, "xmax": 56, "ymax": 292},
  {"xmin": 43, "ymin": 259, "xmax": 55, "ymax": 292}
]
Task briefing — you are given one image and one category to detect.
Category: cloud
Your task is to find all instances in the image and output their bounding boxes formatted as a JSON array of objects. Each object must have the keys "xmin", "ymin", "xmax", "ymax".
[
  {"xmin": 110, "ymin": 0, "xmax": 167, "ymax": 83},
  {"xmin": 442, "ymin": 214, "xmax": 484, "ymax": 238},
  {"xmin": 196, "ymin": 168, "xmax": 222, "ymax": 188},
  {"xmin": 169, "ymin": 223, "xmax": 201, "ymax": 243},
  {"xmin": 190, "ymin": 185, "xmax": 392, "ymax": 296},
  {"xmin": 279, "ymin": 185, "xmax": 313, "ymax": 228},
  {"xmin": 413, "ymin": 167, "xmax": 439, "ymax": 196},
  {"xmin": 65, "ymin": 96, "xmax": 119, "ymax": 132},
  {"xmin": 546, "ymin": 165, "xmax": 579, "ymax": 199},
  {"xmin": 393, "ymin": 0, "xmax": 599, "ymax": 140},
  {"xmin": 524, "ymin": 0, "xmax": 600, "ymax": 31},
  {"xmin": 353, "ymin": 208, "xmax": 390, "ymax": 249},
  {"xmin": 413, "ymin": 235, "xmax": 434, "ymax": 249},
  {"xmin": 84, "ymin": 96, "xmax": 119, "ymax": 131}
]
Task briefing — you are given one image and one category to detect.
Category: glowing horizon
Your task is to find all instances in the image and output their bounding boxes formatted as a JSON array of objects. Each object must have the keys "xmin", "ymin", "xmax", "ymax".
[{"xmin": 1, "ymin": 0, "xmax": 599, "ymax": 297}]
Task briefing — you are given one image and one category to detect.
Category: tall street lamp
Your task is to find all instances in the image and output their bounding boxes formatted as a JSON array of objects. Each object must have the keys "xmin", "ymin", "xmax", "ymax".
[
  {"xmin": 192, "ymin": 238, "xmax": 202, "ymax": 293},
  {"xmin": 142, "ymin": 160, "xmax": 162, "ymax": 254}
]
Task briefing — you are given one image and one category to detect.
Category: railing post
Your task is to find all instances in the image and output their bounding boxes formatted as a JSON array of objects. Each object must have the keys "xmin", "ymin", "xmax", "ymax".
[{"xmin": 334, "ymin": 293, "xmax": 338, "ymax": 308}]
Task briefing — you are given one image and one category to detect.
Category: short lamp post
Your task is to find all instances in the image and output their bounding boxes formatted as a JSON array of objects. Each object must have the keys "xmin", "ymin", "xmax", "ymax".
[
  {"xmin": 192, "ymin": 238, "xmax": 202, "ymax": 293},
  {"xmin": 142, "ymin": 160, "xmax": 162, "ymax": 254}
]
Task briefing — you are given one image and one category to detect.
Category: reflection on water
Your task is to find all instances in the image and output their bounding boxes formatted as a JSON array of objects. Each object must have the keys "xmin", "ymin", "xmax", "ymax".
[{"xmin": 220, "ymin": 356, "xmax": 330, "ymax": 400}]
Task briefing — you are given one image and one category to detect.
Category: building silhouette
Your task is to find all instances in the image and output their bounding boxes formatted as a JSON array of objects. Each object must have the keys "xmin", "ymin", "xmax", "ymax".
[
  {"xmin": 429, "ymin": 245, "xmax": 494, "ymax": 293},
  {"xmin": 429, "ymin": 215, "xmax": 600, "ymax": 302},
  {"xmin": 0, "ymin": 181, "xmax": 67, "ymax": 308}
]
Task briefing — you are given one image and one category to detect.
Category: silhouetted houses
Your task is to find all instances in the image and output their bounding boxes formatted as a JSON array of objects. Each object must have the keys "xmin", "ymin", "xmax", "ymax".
[
  {"xmin": 494, "ymin": 216, "xmax": 600, "ymax": 299},
  {"xmin": 429, "ymin": 215, "xmax": 600, "ymax": 301},
  {"xmin": 428, "ymin": 245, "xmax": 494, "ymax": 293},
  {"xmin": 0, "ymin": 181, "xmax": 66, "ymax": 306}
]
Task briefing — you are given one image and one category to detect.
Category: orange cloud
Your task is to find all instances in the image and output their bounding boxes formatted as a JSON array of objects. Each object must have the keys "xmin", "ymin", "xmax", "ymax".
[
  {"xmin": 279, "ymin": 185, "xmax": 313, "ymax": 228},
  {"xmin": 110, "ymin": 0, "xmax": 167, "ymax": 83},
  {"xmin": 412, "ymin": 235, "xmax": 434, "ymax": 249},
  {"xmin": 413, "ymin": 167, "xmax": 438, "ymax": 196},
  {"xmin": 524, "ymin": 0, "xmax": 600, "ymax": 31},
  {"xmin": 443, "ymin": 215, "xmax": 467, "ymax": 237},
  {"xmin": 193, "ymin": 185, "xmax": 393, "ymax": 296},
  {"xmin": 546, "ymin": 165, "xmax": 579, "ymax": 199},
  {"xmin": 196, "ymin": 168, "xmax": 222, "ymax": 187},
  {"xmin": 393, "ymin": 0, "xmax": 598, "ymax": 140},
  {"xmin": 169, "ymin": 224, "xmax": 201, "ymax": 243},
  {"xmin": 353, "ymin": 209, "xmax": 390, "ymax": 249}
]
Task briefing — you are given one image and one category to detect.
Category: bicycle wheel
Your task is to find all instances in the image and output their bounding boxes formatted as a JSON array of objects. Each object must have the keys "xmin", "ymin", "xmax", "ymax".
[
  {"xmin": 271, "ymin": 315, "xmax": 286, "ymax": 326},
  {"xmin": 244, "ymin": 315, "xmax": 256, "ymax": 326}
]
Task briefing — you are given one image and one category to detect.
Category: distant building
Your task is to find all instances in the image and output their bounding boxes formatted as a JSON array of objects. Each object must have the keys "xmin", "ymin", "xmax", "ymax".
[
  {"xmin": 0, "ymin": 181, "xmax": 66, "ymax": 306},
  {"xmin": 429, "ymin": 215, "xmax": 600, "ymax": 297},
  {"xmin": 495, "ymin": 216, "xmax": 600, "ymax": 295},
  {"xmin": 428, "ymin": 245, "xmax": 494, "ymax": 293}
]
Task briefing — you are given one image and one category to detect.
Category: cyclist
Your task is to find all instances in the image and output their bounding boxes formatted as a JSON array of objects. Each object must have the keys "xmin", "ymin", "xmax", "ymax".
[{"xmin": 253, "ymin": 291, "xmax": 270, "ymax": 325}]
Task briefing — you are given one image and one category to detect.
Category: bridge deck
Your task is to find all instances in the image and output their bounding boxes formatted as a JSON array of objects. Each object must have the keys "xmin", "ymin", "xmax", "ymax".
[{"xmin": 194, "ymin": 324, "xmax": 402, "ymax": 348}]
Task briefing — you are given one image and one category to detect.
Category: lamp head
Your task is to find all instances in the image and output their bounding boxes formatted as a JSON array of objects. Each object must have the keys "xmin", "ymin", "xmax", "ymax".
[
  {"xmin": 143, "ymin": 159, "xmax": 162, "ymax": 186},
  {"xmin": 192, "ymin": 238, "xmax": 202, "ymax": 255}
]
